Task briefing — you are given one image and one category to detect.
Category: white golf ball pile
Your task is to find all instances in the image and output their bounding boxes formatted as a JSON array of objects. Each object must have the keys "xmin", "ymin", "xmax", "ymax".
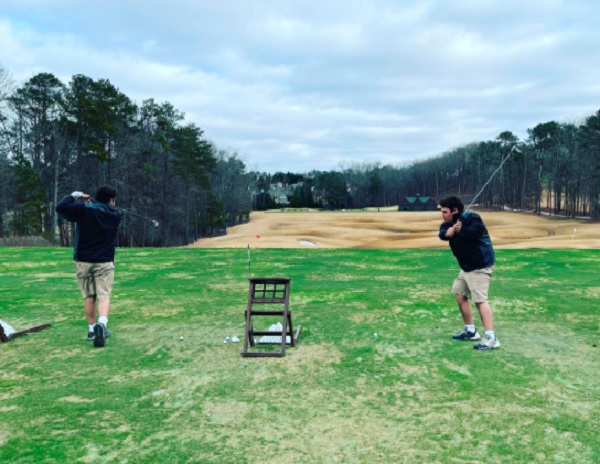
[
  {"xmin": 223, "ymin": 335, "xmax": 240, "ymax": 344},
  {"xmin": 258, "ymin": 322, "xmax": 291, "ymax": 344}
]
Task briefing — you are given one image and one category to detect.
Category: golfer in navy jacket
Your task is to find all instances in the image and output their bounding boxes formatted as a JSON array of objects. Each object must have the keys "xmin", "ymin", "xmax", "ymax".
[
  {"xmin": 56, "ymin": 186, "xmax": 120, "ymax": 347},
  {"xmin": 439, "ymin": 196, "xmax": 500, "ymax": 350}
]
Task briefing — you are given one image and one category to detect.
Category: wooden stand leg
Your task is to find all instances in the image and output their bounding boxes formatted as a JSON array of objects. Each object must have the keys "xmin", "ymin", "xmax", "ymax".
[
  {"xmin": 0, "ymin": 323, "xmax": 52, "ymax": 343},
  {"xmin": 0, "ymin": 324, "xmax": 8, "ymax": 343}
]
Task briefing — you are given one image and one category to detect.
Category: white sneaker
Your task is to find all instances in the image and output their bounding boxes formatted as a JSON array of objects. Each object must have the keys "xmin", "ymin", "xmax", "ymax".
[{"xmin": 473, "ymin": 335, "xmax": 500, "ymax": 350}]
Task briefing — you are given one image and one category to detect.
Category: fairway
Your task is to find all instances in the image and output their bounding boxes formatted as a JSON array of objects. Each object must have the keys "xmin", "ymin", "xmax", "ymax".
[{"xmin": 1, "ymin": 244, "xmax": 598, "ymax": 463}]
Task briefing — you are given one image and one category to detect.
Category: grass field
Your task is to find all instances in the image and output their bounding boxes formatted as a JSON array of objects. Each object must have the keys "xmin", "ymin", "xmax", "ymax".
[{"xmin": 1, "ymin": 247, "xmax": 599, "ymax": 463}]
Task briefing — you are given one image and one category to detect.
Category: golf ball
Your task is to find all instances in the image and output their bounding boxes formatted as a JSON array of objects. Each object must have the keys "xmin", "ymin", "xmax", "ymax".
[{"xmin": 180, "ymin": 336, "xmax": 184, "ymax": 341}]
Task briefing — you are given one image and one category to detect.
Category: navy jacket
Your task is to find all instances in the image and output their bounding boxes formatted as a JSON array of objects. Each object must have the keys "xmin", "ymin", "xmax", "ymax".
[
  {"xmin": 56, "ymin": 195, "xmax": 121, "ymax": 263},
  {"xmin": 439, "ymin": 210, "xmax": 495, "ymax": 272}
]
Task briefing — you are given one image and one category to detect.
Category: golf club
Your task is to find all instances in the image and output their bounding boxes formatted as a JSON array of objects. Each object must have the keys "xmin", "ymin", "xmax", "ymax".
[
  {"xmin": 465, "ymin": 143, "xmax": 521, "ymax": 212},
  {"xmin": 118, "ymin": 208, "xmax": 160, "ymax": 228},
  {"xmin": 87, "ymin": 196, "xmax": 159, "ymax": 228}
]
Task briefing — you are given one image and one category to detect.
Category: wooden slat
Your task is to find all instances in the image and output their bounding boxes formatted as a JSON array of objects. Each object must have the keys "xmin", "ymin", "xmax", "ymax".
[{"xmin": 250, "ymin": 298, "xmax": 286, "ymax": 304}]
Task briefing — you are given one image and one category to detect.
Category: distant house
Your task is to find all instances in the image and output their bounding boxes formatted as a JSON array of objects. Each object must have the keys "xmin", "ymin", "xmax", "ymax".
[
  {"xmin": 398, "ymin": 195, "xmax": 438, "ymax": 211},
  {"xmin": 267, "ymin": 182, "xmax": 304, "ymax": 206},
  {"xmin": 270, "ymin": 187, "xmax": 290, "ymax": 206}
]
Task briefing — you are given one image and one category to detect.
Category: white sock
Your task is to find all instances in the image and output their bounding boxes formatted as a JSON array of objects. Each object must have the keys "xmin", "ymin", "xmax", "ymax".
[
  {"xmin": 485, "ymin": 330, "xmax": 495, "ymax": 339},
  {"xmin": 88, "ymin": 324, "xmax": 95, "ymax": 332},
  {"xmin": 98, "ymin": 316, "xmax": 108, "ymax": 327},
  {"xmin": 466, "ymin": 325, "xmax": 475, "ymax": 332}
]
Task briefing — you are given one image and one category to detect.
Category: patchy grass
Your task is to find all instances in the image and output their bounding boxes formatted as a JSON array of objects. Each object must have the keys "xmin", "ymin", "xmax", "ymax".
[{"xmin": 0, "ymin": 247, "xmax": 599, "ymax": 463}]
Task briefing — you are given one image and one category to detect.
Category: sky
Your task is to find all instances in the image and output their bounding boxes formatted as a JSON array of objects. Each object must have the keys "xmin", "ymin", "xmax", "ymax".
[{"xmin": 1, "ymin": 0, "xmax": 599, "ymax": 173}]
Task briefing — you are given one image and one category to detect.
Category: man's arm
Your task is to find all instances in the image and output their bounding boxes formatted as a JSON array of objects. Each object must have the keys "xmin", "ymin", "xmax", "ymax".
[
  {"xmin": 55, "ymin": 193, "xmax": 85, "ymax": 222},
  {"xmin": 439, "ymin": 223, "xmax": 452, "ymax": 241},
  {"xmin": 455, "ymin": 215, "xmax": 485, "ymax": 240}
]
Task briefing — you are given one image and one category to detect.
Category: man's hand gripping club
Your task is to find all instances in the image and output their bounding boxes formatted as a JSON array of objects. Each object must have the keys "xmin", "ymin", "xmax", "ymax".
[{"xmin": 445, "ymin": 220, "xmax": 462, "ymax": 238}]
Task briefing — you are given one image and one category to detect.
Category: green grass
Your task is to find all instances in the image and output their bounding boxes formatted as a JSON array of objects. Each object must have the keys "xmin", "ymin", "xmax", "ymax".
[{"xmin": 1, "ymin": 247, "xmax": 599, "ymax": 463}]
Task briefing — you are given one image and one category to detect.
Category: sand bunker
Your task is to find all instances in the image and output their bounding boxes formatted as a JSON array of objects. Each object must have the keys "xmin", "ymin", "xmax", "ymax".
[
  {"xmin": 189, "ymin": 210, "xmax": 600, "ymax": 249},
  {"xmin": 298, "ymin": 239, "xmax": 317, "ymax": 247}
]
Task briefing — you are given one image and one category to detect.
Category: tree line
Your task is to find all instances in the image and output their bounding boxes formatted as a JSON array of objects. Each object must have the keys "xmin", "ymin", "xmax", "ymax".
[
  {"xmin": 253, "ymin": 116, "xmax": 600, "ymax": 220},
  {"xmin": 2, "ymin": 64, "xmax": 599, "ymax": 249},
  {"xmin": 0, "ymin": 66, "xmax": 252, "ymax": 246}
]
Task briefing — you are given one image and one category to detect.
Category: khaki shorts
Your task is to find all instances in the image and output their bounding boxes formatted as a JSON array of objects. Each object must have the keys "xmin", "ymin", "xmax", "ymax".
[
  {"xmin": 451, "ymin": 266, "xmax": 494, "ymax": 303},
  {"xmin": 75, "ymin": 261, "xmax": 114, "ymax": 299}
]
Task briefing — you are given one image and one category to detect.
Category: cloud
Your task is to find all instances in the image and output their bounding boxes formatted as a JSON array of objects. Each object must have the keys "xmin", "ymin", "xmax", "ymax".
[{"xmin": 1, "ymin": 0, "xmax": 600, "ymax": 173}]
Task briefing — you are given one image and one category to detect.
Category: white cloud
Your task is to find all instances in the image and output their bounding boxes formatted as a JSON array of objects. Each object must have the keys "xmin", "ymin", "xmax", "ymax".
[{"xmin": 1, "ymin": 1, "xmax": 600, "ymax": 173}]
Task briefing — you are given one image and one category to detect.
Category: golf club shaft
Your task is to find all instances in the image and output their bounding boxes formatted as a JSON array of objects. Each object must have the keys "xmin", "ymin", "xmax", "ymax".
[
  {"xmin": 466, "ymin": 145, "xmax": 517, "ymax": 211},
  {"xmin": 87, "ymin": 196, "xmax": 159, "ymax": 226}
]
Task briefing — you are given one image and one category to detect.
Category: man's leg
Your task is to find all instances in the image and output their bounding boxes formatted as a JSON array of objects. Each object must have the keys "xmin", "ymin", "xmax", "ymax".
[
  {"xmin": 475, "ymin": 302, "xmax": 494, "ymax": 331},
  {"xmin": 451, "ymin": 294, "xmax": 481, "ymax": 340},
  {"xmin": 94, "ymin": 298, "xmax": 110, "ymax": 348},
  {"xmin": 464, "ymin": 267, "xmax": 500, "ymax": 348},
  {"xmin": 473, "ymin": 301, "xmax": 500, "ymax": 349},
  {"xmin": 97, "ymin": 297, "xmax": 110, "ymax": 330},
  {"xmin": 97, "ymin": 297, "xmax": 110, "ymax": 319},
  {"xmin": 94, "ymin": 262, "xmax": 114, "ymax": 326},
  {"xmin": 85, "ymin": 262, "xmax": 113, "ymax": 347},
  {"xmin": 84, "ymin": 296, "xmax": 96, "ymax": 325},
  {"xmin": 93, "ymin": 296, "xmax": 112, "ymax": 347},
  {"xmin": 77, "ymin": 262, "xmax": 97, "ymax": 339},
  {"xmin": 456, "ymin": 294, "xmax": 473, "ymax": 325}
]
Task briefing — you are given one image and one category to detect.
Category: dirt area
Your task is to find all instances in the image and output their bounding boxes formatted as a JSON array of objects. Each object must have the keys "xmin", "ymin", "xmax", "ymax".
[{"xmin": 189, "ymin": 210, "xmax": 600, "ymax": 249}]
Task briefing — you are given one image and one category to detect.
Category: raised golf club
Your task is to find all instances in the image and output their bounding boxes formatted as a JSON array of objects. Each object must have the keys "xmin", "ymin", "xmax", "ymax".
[{"xmin": 88, "ymin": 197, "xmax": 159, "ymax": 228}]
